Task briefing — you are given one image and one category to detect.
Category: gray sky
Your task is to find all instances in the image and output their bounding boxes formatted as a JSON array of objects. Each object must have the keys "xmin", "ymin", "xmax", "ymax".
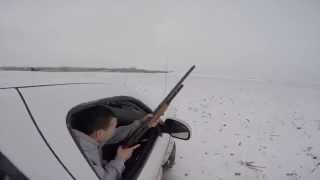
[{"xmin": 1, "ymin": 0, "xmax": 320, "ymax": 83}]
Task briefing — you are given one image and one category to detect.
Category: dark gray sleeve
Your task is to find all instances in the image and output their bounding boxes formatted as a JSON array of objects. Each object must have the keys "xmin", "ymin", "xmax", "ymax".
[
  {"xmin": 92, "ymin": 157, "xmax": 125, "ymax": 180},
  {"xmin": 103, "ymin": 157, "xmax": 125, "ymax": 180},
  {"xmin": 103, "ymin": 120, "xmax": 142, "ymax": 145}
]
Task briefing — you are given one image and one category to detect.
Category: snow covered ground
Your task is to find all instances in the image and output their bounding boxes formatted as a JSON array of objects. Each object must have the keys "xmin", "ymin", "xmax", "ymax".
[
  {"xmin": 126, "ymin": 73, "xmax": 320, "ymax": 180},
  {"xmin": 1, "ymin": 71, "xmax": 320, "ymax": 180}
]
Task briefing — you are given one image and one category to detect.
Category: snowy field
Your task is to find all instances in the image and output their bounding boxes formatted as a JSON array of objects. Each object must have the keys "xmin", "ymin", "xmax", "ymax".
[
  {"xmin": 126, "ymin": 73, "xmax": 320, "ymax": 180},
  {"xmin": 1, "ymin": 71, "xmax": 320, "ymax": 180}
]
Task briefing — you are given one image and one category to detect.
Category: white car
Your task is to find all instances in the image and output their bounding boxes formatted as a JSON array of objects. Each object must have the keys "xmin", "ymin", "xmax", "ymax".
[{"xmin": 0, "ymin": 73, "xmax": 191, "ymax": 180}]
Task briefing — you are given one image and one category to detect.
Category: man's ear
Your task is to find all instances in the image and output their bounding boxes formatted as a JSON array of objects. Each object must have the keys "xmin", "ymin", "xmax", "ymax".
[
  {"xmin": 90, "ymin": 130, "xmax": 99, "ymax": 141},
  {"xmin": 95, "ymin": 129, "xmax": 105, "ymax": 141}
]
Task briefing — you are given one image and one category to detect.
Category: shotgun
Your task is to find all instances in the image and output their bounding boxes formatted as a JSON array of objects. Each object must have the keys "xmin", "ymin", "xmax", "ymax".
[{"xmin": 122, "ymin": 65, "xmax": 196, "ymax": 148}]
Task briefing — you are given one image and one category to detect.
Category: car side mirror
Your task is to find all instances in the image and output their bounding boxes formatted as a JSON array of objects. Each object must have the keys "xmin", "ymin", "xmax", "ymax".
[{"xmin": 160, "ymin": 118, "xmax": 192, "ymax": 140}]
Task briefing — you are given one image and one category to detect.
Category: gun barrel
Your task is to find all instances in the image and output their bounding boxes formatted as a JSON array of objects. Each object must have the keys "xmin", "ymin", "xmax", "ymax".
[
  {"xmin": 166, "ymin": 84, "xmax": 184, "ymax": 105},
  {"xmin": 122, "ymin": 65, "xmax": 195, "ymax": 148},
  {"xmin": 154, "ymin": 65, "xmax": 195, "ymax": 112},
  {"xmin": 173, "ymin": 65, "xmax": 195, "ymax": 91}
]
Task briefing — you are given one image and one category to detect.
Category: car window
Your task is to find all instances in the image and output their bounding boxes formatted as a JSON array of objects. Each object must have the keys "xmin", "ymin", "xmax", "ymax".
[
  {"xmin": 0, "ymin": 151, "xmax": 28, "ymax": 180},
  {"xmin": 66, "ymin": 96, "xmax": 157, "ymax": 180}
]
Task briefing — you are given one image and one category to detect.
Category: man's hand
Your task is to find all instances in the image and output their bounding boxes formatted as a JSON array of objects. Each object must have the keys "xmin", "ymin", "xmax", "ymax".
[
  {"xmin": 143, "ymin": 114, "xmax": 162, "ymax": 128},
  {"xmin": 116, "ymin": 144, "xmax": 140, "ymax": 161}
]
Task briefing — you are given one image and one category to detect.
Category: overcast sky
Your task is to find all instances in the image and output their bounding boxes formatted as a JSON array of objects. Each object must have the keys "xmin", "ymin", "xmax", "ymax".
[{"xmin": 1, "ymin": 0, "xmax": 319, "ymax": 83}]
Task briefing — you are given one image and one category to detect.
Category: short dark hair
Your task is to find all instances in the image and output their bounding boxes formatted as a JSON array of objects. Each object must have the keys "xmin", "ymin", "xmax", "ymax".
[{"xmin": 72, "ymin": 105, "xmax": 115, "ymax": 135}]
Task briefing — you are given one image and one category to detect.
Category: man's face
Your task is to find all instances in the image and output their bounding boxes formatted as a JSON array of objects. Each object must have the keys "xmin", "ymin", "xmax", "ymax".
[{"xmin": 96, "ymin": 117, "xmax": 117, "ymax": 143}]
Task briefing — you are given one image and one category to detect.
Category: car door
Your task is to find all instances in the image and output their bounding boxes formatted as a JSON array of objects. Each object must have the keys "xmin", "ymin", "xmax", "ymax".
[
  {"xmin": 0, "ymin": 89, "xmax": 73, "ymax": 180},
  {"xmin": 18, "ymin": 83, "xmax": 163, "ymax": 179}
]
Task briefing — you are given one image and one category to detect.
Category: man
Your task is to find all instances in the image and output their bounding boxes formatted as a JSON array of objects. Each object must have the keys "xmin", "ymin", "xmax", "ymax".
[{"xmin": 71, "ymin": 105, "xmax": 160, "ymax": 180}]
